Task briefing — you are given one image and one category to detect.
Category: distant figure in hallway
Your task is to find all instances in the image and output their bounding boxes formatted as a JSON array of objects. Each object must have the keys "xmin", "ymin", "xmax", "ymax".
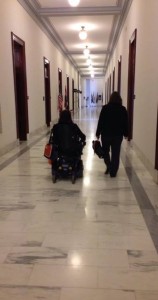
[{"xmin": 96, "ymin": 91, "xmax": 128, "ymax": 177}]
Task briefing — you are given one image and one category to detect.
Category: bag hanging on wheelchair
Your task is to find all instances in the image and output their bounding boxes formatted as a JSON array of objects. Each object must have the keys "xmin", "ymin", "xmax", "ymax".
[{"xmin": 44, "ymin": 143, "xmax": 53, "ymax": 159}]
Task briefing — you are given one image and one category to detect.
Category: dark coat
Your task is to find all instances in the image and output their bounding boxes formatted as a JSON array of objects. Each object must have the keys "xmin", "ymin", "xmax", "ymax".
[
  {"xmin": 50, "ymin": 122, "xmax": 86, "ymax": 156},
  {"xmin": 96, "ymin": 103, "xmax": 128, "ymax": 138}
]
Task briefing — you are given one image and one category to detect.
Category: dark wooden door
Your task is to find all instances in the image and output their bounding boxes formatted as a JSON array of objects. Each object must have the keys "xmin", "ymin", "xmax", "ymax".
[
  {"xmin": 117, "ymin": 56, "xmax": 122, "ymax": 94},
  {"xmin": 127, "ymin": 29, "xmax": 137, "ymax": 140},
  {"xmin": 44, "ymin": 58, "xmax": 51, "ymax": 127},
  {"xmin": 11, "ymin": 33, "xmax": 29, "ymax": 141},
  {"xmin": 58, "ymin": 68, "xmax": 62, "ymax": 95},
  {"xmin": 109, "ymin": 75, "xmax": 111, "ymax": 97},
  {"xmin": 66, "ymin": 76, "xmax": 69, "ymax": 109},
  {"xmin": 72, "ymin": 79, "xmax": 74, "ymax": 111},
  {"xmin": 107, "ymin": 79, "xmax": 109, "ymax": 102},
  {"xmin": 112, "ymin": 68, "xmax": 115, "ymax": 92},
  {"xmin": 105, "ymin": 82, "xmax": 107, "ymax": 104}
]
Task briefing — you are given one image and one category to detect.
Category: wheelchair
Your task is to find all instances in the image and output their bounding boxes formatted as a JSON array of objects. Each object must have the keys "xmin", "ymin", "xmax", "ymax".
[
  {"xmin": 49, "ymin": 123, "xmax": 86, "ymax": 184},
  {"xmin": 51, "ymin": 153, "xmax": 84, "ymax": 184},
  {"xmin": 50, "ymin": 139, "xmax": 85, "ymax": 184}
]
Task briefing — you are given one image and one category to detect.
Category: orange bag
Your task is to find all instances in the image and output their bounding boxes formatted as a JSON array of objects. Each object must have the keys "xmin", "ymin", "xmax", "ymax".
[{"xmin": 44, "ymin": 143, "xmax": 52, "ymax": 159}]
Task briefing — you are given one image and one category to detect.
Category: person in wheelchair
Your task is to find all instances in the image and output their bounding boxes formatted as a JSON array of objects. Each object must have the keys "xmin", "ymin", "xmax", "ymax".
[
  {"xmin": 50, "ymin": 109, "xmax": 86, "ymax": 157},
  {"xmin": 49, "ymin": 110, "xmax": 86, "ymax": 182}
]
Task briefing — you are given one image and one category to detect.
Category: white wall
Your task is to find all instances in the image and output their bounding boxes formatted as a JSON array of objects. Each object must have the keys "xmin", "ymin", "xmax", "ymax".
[
  {"xmin": 105, "ymin": 0, "xmax": 158, "ymax": 173},
  {"xmin": 0, "ymin": 0, "xmax": 78, "ymax": 153}
]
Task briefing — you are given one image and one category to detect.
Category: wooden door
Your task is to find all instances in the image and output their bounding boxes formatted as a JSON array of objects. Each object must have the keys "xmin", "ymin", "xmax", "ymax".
[
  {"xmin": 72, "ymin": 79, "xmax": 74, "ymax": 111},
  {"xmin": 112, "ymin": 68, "xmax": 115, "ymax": 92},
  {"xmin": 127, "ymin": 29, "xmax": 137, "ymax": 140},
  {"xmin": 66, "ymin": 75, "xmax": 69, "ymax": 109},
  {"xmin": 44, "ymin": 57, "xmax": 51, "ymax": 127},
  {"xmin": 11, "ymin": 32, "xmax": 29, "ymax": 141},
  {"xmin": 117, "ymin": 56, "xmax": 122, "ymax": 94},
  {"xmin": 109, "ymin": 75, "xmax": 111, "ymax": 97},
  {"xmin": 58, "ymin": 68, "xmax": 62, "ymax": 95}
]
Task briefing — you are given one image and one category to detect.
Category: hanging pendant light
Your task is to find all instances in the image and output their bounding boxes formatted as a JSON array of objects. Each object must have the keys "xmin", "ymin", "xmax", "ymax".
[
  {"xmin": 87, "ymin": 56, "xmax": 91, "ymax": 65},
  {"xmin": 83, "ymin": 46, "xmax": 90, "ymax": 57},
  {"xmin": 90, "ymin": 69, "xmax": 94, "ymax": 78},
  {"xmin": 79, "ymin": 26, "xmax": 87, "ymax": 40},
  {"xmin": 68, "ymin": 0, "xmax": 80, "ymax": 6},
  {"xmin": 89, "ymin": 65, "xmax": 93, "ymax": 69}
]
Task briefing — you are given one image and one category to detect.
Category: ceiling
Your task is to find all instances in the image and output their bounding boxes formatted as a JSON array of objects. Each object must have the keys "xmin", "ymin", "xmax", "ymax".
[{"xmin": 20, "ymin": 0, "xmax": 132, "ymax": 78}]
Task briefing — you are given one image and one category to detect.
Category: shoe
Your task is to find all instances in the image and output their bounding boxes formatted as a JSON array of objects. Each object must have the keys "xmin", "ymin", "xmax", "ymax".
[
  {"xmin": 104, "ymin": 168, "xmax": 109, "ymax": 174},
  {"xmin": 110, "ymin": 173, "xmax": 116, "ymax": 178}
]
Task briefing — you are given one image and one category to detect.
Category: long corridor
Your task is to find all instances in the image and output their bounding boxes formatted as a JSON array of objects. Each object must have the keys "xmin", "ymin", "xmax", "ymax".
[{"xmin": 0, "ymin": 108, "xmax": 158, "ymax": 300}]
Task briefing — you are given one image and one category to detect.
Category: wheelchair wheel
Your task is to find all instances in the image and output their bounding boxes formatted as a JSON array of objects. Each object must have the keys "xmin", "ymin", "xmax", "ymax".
[
  {"xmin": 77, "ymin": 169, "xmax": 83, "ymax": 178},
  {"xmin": 71, "ymin": 173, "xmax": 76, "ymax": 184}
]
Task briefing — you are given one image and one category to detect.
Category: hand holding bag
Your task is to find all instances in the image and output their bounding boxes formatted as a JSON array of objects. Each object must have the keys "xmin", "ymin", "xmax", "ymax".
[{"xmin": 92, "ymin": 140, "xmax": 104, "ymax": 159}]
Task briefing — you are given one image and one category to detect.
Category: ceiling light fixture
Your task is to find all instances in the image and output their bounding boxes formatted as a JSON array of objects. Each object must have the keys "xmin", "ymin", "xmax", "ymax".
[
  {"xmin": 68, "ymin": 0, "xmax": 80, "ymax": 6},
  {"xmin": 79, "ymin": 26, "xmax": 87, "ymax": 40},
  {"xmin": 89, "ymin": 65, "xmax": 93, "ymax": 71},
  {"xmin": 87, "ymin": 57, "xmax": 91, "ymax": 65},
  {"xmin": 83, "ymin": 46, "xmax": 90, "ymax": 57}
]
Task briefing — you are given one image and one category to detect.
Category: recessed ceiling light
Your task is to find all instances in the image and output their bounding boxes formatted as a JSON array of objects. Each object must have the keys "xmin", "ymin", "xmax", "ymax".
[
  {"xmin": 68, "ymin": 0, "xmax": 80, "ymax": 7},
  {"xmin": 79, "ymin": 26, "xmax": 87, "ymax": 40}
]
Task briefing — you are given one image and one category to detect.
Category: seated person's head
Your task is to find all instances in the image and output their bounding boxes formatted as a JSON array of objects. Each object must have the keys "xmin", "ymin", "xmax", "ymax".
[{"xmin": 59, "ymin": 110, "xmax": 72, "ymax": 123}]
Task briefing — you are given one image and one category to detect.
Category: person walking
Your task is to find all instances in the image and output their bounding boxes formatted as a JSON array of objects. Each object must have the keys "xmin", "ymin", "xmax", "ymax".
[{"xmin": 96, "ymin": 91, "xmax": 128, "ymax": 177}]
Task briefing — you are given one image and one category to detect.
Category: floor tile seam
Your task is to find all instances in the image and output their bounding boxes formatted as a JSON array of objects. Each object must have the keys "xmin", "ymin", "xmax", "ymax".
[
  {"xmin": 121, "ymin": 149, "xmax": 158, "ymax": 253},
  {"xmin": 0, "ymin": 283, "xmax": 61, "ymax": 290},
  {"xmin": 0, "ymin": 131, "xmax": 50, "ymax": 171},
  {"xmin": 121, "ymin": 150, "xmax": 153, "ymax": 207}
]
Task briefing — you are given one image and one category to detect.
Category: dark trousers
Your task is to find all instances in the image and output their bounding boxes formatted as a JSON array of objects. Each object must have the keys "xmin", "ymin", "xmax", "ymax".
[{"xmin": 101, "ymin": 136, "xmax": 123, "ymax": 176}]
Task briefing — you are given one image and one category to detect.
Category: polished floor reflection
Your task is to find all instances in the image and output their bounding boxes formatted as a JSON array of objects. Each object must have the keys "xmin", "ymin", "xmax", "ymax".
[{"xmin": 0, "ymin": 107, "xmax": 158, "ymax": 300}]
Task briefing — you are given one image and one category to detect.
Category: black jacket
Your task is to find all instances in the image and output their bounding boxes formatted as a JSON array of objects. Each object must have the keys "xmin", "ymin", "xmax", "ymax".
[
  {"xmin": 96, "ymin": 103, "xmax": 128, "ymax": 138},
  {"xmin": 50, "ymin": 122, "xmax": 86, "ymax": 155}
]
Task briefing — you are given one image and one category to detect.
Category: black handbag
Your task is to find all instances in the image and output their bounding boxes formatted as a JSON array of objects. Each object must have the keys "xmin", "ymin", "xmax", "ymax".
[{"xmin": 92, "ymin": 140, "xmax": 104, "ymax": 158}]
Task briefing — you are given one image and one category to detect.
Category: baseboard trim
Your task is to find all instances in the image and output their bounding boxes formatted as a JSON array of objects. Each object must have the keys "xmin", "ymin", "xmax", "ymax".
[{"xmin": 132, "ymin": 141, "xmax": 158, "ymax": 184}]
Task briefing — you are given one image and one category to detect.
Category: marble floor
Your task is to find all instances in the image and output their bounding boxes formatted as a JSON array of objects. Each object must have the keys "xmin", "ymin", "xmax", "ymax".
[{"xmin": 0, "ymin": 107, "xmax": 158, "ymax": 300}]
